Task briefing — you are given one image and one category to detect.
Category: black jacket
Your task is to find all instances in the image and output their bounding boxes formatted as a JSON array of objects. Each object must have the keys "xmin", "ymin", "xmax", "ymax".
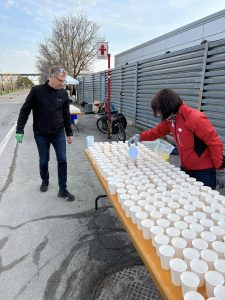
[{"xmin": 16, "ymin": 82, "xmax": 73, "ymax": 136}]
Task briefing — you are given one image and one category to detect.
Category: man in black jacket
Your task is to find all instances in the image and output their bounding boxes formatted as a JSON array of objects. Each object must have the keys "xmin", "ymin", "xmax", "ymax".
[{"xmin": 16, "ymin": 66, "xmax": 75, "ymax": 201}]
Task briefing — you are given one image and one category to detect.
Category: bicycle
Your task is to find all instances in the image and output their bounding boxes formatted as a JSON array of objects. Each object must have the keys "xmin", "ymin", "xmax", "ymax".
[{"xmin": 96, "ymin": 110, "xmax": 127, "ymax": 142}]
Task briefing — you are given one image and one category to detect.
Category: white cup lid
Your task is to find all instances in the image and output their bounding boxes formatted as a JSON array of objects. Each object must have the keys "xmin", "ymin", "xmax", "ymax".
[
  {"xmin": 180, "ymin": 271, "xmax": 200, "ymax": 287},
  {"xmin": 170, "ymin": 258, "xmax": 187, "ymax": 272}
]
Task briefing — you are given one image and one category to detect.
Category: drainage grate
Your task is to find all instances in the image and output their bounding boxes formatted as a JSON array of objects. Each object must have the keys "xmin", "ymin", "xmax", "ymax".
[{"xmin": 95, "ymin": 265, "xmax": 163, "ymax": 300}]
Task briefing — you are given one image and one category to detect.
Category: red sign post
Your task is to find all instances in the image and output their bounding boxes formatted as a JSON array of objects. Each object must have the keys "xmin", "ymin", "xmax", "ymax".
[{"xmin": 97, "ymin": 42, "xmax": 111, "ymax": 139}]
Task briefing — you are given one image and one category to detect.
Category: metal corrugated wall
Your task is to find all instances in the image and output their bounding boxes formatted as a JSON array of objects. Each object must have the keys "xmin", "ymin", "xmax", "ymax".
[
  {"xmin": 201, "ymin": 39, "xmax": 225, "ymax": 144},
  {"xmin": 83, "ymin": 75, "xmax": 93, "ymax": 103},
  {"xmin": 93, "ymin": 73, "xmax": 101, "ymax": 101},
  {"xmin": 136, "ymin": 45, "xmax": 205, "ymax": 128},
  {"xmin": 110, "ymin": 68, "xmax": 122, "ymax": 111},
  {"xmin": 121, "ymin": 64, "xmax": 137, "ymax": 119},
  {"xmin": 78, "ymin": 38, "xmax": 225, "ymax": 145},
  {"xmin": 78, "ymin": 78, "xmax": 84, "ymax": 104}
]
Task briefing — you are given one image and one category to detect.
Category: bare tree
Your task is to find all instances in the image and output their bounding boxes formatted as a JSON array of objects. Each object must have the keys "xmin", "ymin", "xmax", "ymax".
[{"xmin": 36, "ymin": 13, "xmax": 103, "ymax": 81}]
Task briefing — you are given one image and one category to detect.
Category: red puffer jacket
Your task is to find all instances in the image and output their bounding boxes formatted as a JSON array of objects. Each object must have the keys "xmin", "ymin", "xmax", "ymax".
[{"xmin": 140, "ymin": 103, "xmax": 224, "ymax": 170}]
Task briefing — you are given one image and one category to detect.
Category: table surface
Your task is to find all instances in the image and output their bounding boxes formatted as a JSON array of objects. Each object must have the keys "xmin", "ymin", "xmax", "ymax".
[
  {"xmin": 85, "ymin": 149, "xmax": 207, "ymax": 300},
  {"xmin": 70, "ymin": 111, "xmax": 82, "ymax": 115}
]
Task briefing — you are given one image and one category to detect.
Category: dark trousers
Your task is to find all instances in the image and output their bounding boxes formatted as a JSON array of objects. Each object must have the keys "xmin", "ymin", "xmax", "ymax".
[
  {"xmin": 34, "ymin": 131, "xmax": 67, "ymax": 190},
  {"xmin": 181, "ymin": 167, "xmax": 216, "ymax": 190}
]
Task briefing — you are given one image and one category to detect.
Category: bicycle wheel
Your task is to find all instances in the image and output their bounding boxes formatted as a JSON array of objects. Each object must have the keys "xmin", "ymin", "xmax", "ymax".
[
  {"xmin": 96, "ymin": 117, "xmax": 108, "ymax": 134},
  {"xmin": 117, "ymin": 123, "xmax": 126, "ymax": 142}
]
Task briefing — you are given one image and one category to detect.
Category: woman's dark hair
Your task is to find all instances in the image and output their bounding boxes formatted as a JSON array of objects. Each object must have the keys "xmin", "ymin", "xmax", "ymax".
[{"xmin": 151, "ymin": 89, "xmax": 183, "ymax": 119}]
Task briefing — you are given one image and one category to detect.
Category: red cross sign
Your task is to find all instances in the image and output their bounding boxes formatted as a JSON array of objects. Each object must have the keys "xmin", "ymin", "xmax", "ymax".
[{"xmin": 97, "ymin": 42, "xmax": 108, "ymax": 59}]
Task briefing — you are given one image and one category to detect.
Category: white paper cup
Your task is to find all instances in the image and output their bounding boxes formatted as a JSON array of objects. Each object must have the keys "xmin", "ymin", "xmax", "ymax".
[
  {"xmin": 205, "ymin": 271, "xmax": 224, "ymax": 297},
  {"xmin": 135, "ymin": 211, "xmax": 148, "ymax": 230},
  {"xmin": 170, "ymin": 258, "xmax": 187, "ymax": 286},
  {"xmin": 137, "ymin": 200, "xmax": 149, "ymax": 209},
  {"xmin": 168, "ymin": 202, "xmax": 180, "ymax": 212},
  {"xmin": 214, "ymin": 259, "xmax": 225, "ymax": 278},
  {"xmin": 193, "ymin": 200, "xmax": 205, "ymax": 211},
  {"xmin": 130, "ymin": 206, "xmax": 142, "ymax": 223},
  {"xmin": 211, "ymin": 213, "xmax": 225, "ymax": 225},
  {"xmin": 120, "ymin": 194, "xmax": 130, "ymax": 209},
  {"xmin": 184, "ymin": 215, "xmax": 198, "ymax": 225},
  {"xmin": 150, "ymin": 211, "xmax": 163, "ymax": 222},
  {"xmin": 141, "ymin": 219, "xmax": 154, "ymax": 239},
  {"xmin": 183, "ymin": 291, "xmax": 204, "ymax": 300},
  {"xmin": 182, "ymin": 229, "xmax": 197, "ymax": 247},
  {"xmin": 108, "ymin": 181, "xmax": 117, "ymax": 195},
  {"xmin": 219, "ymin": 220, "xmax": 225, "ymax": 230},
  {"xmin": 184, "ymin": 204, "xmax": 196, "ymax": 213},
  {"xmin": 200, "ymin": 231, "xmax": 216, "ymax": 248},
  {"xmin": 212, "ymin": 241, "xmax": 225, "ymax": 259},
  {"xmin": 192, "ymin": 238, "xmax": 208, "ymax": 251},
  {"xmin": 210, "ymin": 226, "xmax": 225, "ymax": 241},
  {"xmin": 183, "ymin": 248, "xmax": 200, "ymax": 268},
  {"xmin": 174, "ymin": 221, "xmax": 188, "ymax": 230},
  {"xmin": 159, "ymin": 244, "xmax": 175, "ymax": 270},
  {"xmin": 202, "ymin": 204, "xmax": 215, "ymax": 215},
  {"xmin": 189, "ymin": 223, "xmax": 204, "ymax": 237},
  {"xmin": 171, "ymin": 237, "xmax": 187, "ymax": 259},
  {"xmin": 180, "ymin": 271, "xmax": 200, "ymax": 296},
  {"xmin": 117, "ymin": 188, "xmax": 127, "ymax": 200},
  {"xmin": 157, "ymin": 218, "xmax": 170, "ymax": 229},
  {"xmin": 200, "ymin": 218, "xmax": 214, "ymax": 230},
  {"xmin": 193, "ymin": 211, "xmax": 206, "ymax": 221},
  {"xmin": 123, "ymin": 200, "xmax": 135, "ymax": 217},
  {"xmin": 214, "ymin": 285, "xmax": 225, "ymax": 299},
  {"xmin": 130, "ymin": 194, "xmax": 142, "ymax": 203},
  {"xmin": 150, "ymin": 226, "xmax": 164, "ymax": 246},
  {"xmin": 190, "ymin": 259, "xmax": 208, "ymax": 287},
  {"xmin": 200, "ymin": 249, "xmax": 218, "ymax": 269},
  {"xmin": 166, "ymin": 227, "xmax": 180, "ymax": 239},
  {"xmin": 144, "ymin": 205, "xmax": 156, "ymax": 215},
  {"xmin": 176, "ymin": 209, "xmax": 189, "ymax": 221},
  {"xmin": 160, "ymin": 206, "xmax": 172, "ymax": 217},
  {"xmin": 154, "ymin": 234, "xmax": 170, "ymax": 256},
  {"xmin": 167, "ymin": 213, "xmax": 180, "ymax": 224}
]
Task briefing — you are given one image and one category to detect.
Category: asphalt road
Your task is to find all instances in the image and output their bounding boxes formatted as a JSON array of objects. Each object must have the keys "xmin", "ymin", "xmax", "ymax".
[{"xmin": 0, "ymin": 91, "xmax": 143, "ymax": 300}]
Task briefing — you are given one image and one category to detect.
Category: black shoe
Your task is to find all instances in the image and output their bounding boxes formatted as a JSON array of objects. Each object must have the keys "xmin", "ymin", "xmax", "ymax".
[
  {"xmin": 40, "ymin": 181, "xmax": 48, "ymax": 192},
  {"xmin": 58, "ymin": 189, "xmax": 75, "ymax": 201}
]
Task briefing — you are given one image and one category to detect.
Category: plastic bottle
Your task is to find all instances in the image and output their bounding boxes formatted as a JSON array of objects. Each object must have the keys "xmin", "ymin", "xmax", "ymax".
[{"xmin": 128, "ymin": 144, "xmax": 139, "ymax": 159}]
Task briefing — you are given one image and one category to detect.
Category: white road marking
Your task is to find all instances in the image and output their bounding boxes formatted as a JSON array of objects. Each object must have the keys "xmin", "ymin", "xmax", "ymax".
[{"xmin": 0, "ymin": 123, "xmax": 17, "ymax": 157}]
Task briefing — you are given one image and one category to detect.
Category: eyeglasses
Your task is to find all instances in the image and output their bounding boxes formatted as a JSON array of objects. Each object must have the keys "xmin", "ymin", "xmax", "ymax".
[{"xmin": 55, "ymin": 76, "xmax": 65, "ymax": 83}]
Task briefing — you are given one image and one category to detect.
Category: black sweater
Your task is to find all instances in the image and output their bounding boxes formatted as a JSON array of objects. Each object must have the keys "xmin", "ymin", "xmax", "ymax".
[{"xmin": 16, "ymin": 82, "xmax": 73, "ymax": 136}]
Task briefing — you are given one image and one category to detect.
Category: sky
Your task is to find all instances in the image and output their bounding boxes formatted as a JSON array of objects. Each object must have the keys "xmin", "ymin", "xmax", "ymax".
[{"xmin": 0, "ymin": 0, "xmax": 225, "ymax": 74}]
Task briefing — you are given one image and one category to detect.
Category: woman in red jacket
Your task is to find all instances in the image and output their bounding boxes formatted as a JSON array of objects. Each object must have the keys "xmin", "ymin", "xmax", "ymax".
[{"xmin": 128, "ymin": 89, "xmax": 224, "ymax": 189}]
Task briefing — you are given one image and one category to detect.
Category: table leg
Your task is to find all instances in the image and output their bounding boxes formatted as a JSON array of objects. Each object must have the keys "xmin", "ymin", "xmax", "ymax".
[{"xmin": 95, "ymin": 194, "xmax": 107, "ymax": 210}]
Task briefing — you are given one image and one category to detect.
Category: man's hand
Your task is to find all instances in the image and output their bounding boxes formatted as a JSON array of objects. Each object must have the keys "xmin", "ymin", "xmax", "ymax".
[
  {"xmin": 67, "ymin": 136, "xmax": 73, "ymax": 144},
  {"xmin": 128, "ymin": 134, "xmax": 140, "ymax": 147},
  {"xmin": 15, "ymin": 133, "xmax": 24, "ymax": 143}
]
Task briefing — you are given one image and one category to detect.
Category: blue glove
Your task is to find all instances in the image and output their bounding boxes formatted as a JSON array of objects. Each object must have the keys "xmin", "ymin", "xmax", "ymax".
[{"xmin": 128, "ymin": 134, "xmax": 140, "ymax": 147}]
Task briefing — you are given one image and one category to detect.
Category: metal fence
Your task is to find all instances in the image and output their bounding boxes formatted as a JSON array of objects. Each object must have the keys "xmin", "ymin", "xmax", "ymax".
[{"xmin": 78, "ymin": 38, "xmax": 225, "ymax": 144}]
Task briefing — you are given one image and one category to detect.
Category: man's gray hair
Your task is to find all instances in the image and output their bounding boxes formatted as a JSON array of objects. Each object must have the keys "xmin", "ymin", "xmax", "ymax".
[{"xmin": 49, "ymin": 66, "xmax": 67, "ymax": 77}]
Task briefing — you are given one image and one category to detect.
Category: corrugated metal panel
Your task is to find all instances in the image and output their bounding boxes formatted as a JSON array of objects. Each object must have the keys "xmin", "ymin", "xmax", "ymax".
[
  {"xmin": 78, "ymin": 77, "xmax": 84, "ymax": 104},
  {"xmin": 93, "ymin": 73, "xmax": 101, "ymax": 101},
  {"xmin": 110, "ymin": 68, "xmax": 122, "ymax": 111},
  {"xmin": 83, "ymin": 75, "xmax": 93, "ymax": 103},
  {"xmin": 201, "ymin": 39, "xmax": 225, "ymax": 144},
  {"xmin": 121, "ymin": 64, "xmax": 137, "ymax": 118},
  {"xmin": 136, "ymin": 45, "xmax": 205, "ymax": 128}
]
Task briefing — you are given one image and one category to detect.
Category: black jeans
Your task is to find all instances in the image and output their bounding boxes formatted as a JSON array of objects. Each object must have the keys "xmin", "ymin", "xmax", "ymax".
[
  {"xmin": 34, "ymin": 130, "xmax": 67, "ymax": 190},
  {"xmin": 181, "ymin": 167, "xmax": 216, "ymax": 190}
]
